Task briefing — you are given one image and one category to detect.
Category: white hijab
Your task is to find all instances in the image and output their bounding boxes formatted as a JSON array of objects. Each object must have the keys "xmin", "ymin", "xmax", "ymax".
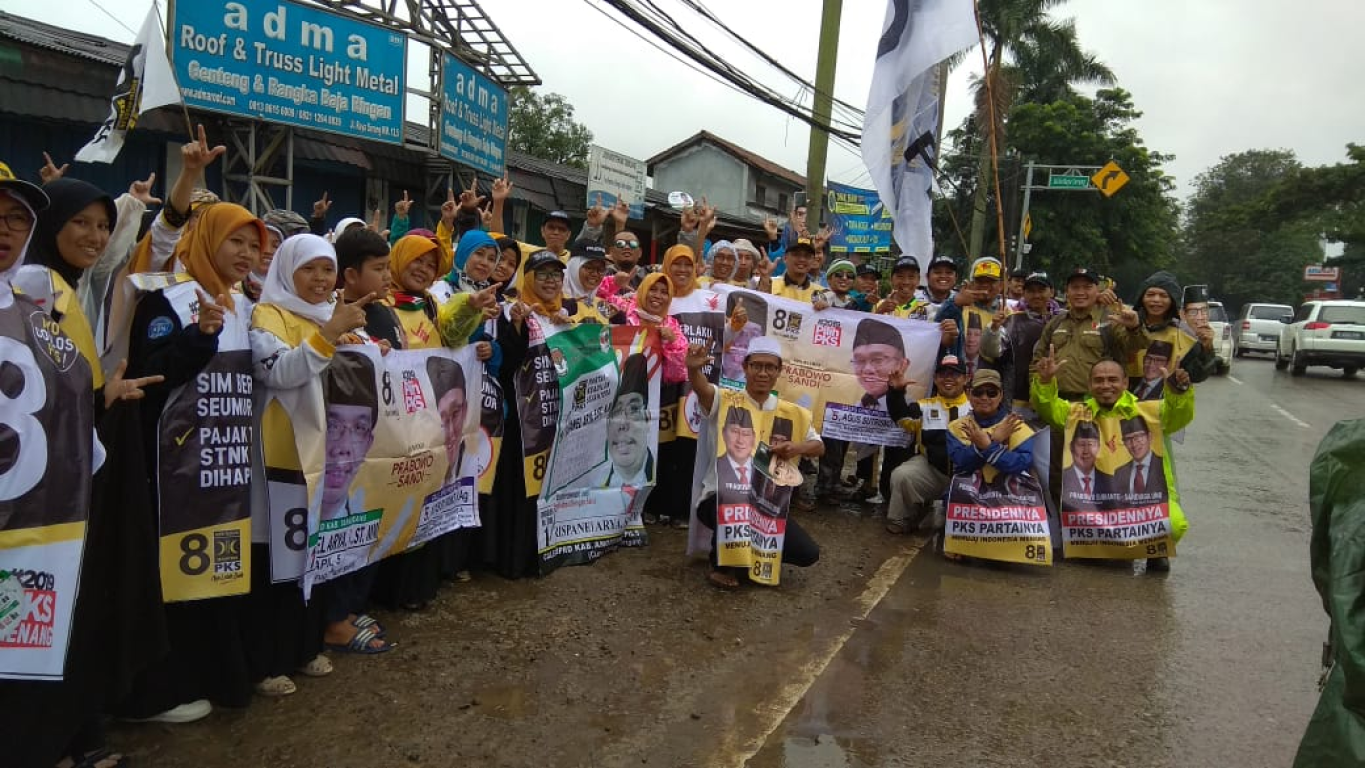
[
  {"xmin": 0, "ymin": 190, "xmax": 38, "ymax": 309},
  {"xmin": 329, "ymin": 216, "xmax": 367, "ymax": 243},
  {"xmin": 563, "ymin": 255, "xmax": 600, "ymax": 300},
  {"xmin": 259, "ymin": 233, "xmax": 337, "ymax": 327}
]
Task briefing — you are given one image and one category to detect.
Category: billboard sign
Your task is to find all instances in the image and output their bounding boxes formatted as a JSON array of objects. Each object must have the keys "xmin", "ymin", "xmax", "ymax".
[
  {"xmin": 170, "ymin": 0, "xmax": 406, "ymax": 144},
  {"xmin": 586, "ymin": 145, "xmax": 647, "ymax": 220},
  {"xmin": 439, "ymin": 52, "xmax": 508, "ymax": 176},
  {"xmin": 825, "ymin": 181, "xmax": 893, "ymax": 253}
]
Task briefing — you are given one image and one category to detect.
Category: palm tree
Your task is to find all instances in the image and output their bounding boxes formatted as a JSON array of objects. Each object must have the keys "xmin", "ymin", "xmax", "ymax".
[{"xmin": 964, "ymin": 0, "xmax": 1116, "ymax": 259}]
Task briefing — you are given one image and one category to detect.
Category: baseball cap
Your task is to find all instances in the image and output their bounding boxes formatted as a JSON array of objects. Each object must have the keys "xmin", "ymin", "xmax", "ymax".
[
  {"xmin": 970, "ymin": 369, "xmax": 1003, "ymax": 389},
  {"xmin": 927, "ymin": 254, "xmax": 958, "ymax": 272},
  {"xmin": 856, "ymin": 263, "xmax": 881, "ymax": 278},
  {"xmin": 936, "ymin": 354, "xmax": 966, "ymax": 373},
  {"xmin": 569, "ymin": 239, "xmax": 607, "ymax": 262},
  {"xmin": 1024, "ymin": 271, "xmax": 1052, "ymax": 289},
  {"xmin": 1066, "ymin": 267, "xmax": 1101, "ymax": 285},
  {"xmin": 971, "ymin": 257, "xmax": 1003, "ymax": 280},
  {"xmin": 1009, "ymin": 268, "xmax": 1028, "ymax": 279},
  {"xmin": 892, "ymin": 256, "xmax": 921, "ymax": 273},
  {"xmin": 545, "ymin": 210, "xmax": 572, "ymax": 225},
  {"xmin": 745, "ymin": 337, "xmax": 783, "ymax": 362},
  {"xmin": 787, "ymin": 238, "xmax": 817, "ymax": 256},
  {"xmin": 524, "ymin": 249, "xmax": 567, "ymax": 273},
  {"xmin": 0, "ymin": 161, "xmax": 50, "ymax": 214}
]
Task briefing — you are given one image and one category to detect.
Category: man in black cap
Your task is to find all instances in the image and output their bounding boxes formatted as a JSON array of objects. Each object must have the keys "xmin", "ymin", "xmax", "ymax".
[
  {"xmin": 982, "ymin": 271, "xmax": 1058, "ymax": 414},
  {"xmin": 1114, "ymin": 416, "xmax": 1167, "ymax": 496},
  {"xmin": 757, "ymin": 237, "xmax": 822, "ymax": 303},
  {"xmin": 1031, "ymin": 267, "xmax": 1144, "ymax": 402},
  {"xmin": 855, "ymin": 263, "xmax": 882, "ymax": 307},
  {"xmin": 1133, "ymin": 339, "xmax": 1174, "ymax": 400}
]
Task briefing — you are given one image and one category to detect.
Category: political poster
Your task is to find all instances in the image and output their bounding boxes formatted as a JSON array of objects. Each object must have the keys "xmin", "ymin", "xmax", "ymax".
[
  {"xmin": 536, "ymin": 327, "xmax": 662, "ymax": 573},
  {"xmin": 714, "ymin": 286, "xmax": 941, "ymax": 448},
  {"xmin": 439, "ymin": 52, "xmax": 508, "ymax": 176},
  {"xmin": 170, "ymin": 0, "xmax": 407, "ymax": 144},
  {"xmin": 155, "ymin": 285, "xmax": 253, "ymax": 601},
  {"xmin": 513, "ymin": 316, "xmax": 564, "ymax": 498},
  {"xmin": 824, "ymin": 181, "xmax": 893, "ymax": 254},
  {"xmin": 943, "ymin": 415, "xmax": 1052, "ymax": 566},
  {"xmin": 1059, "ymin": 403, "xmax": 1175, "ymax": 560},
  {"xmin": 586, "ymin": 144, "xmax": 648, "ymax": 220},
  {"xmin": 0, "ymin": 300, "xmax": 96, "ymax": 680},
  {"xmin": 712, "ymin": 389, "xmax": 811, "ymax": 586},
  {"xmin": 661, "ymin": 289, "xmax": 724, "ymax": 445},
  {"xmin": 257, "ymin": 343, "xmax": 482, "ymax": 594}
]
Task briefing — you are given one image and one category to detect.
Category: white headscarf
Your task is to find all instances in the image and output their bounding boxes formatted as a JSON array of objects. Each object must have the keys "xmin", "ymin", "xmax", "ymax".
[
  {"xmin": 0, "ymin": 189, "xmax": 39, "ymax": 309},
  {"xmin": 328, "ymin": 216, "xmax": 368, "ymax": 243},
  {"xmin": 259, "ymin": 233, "xmax": 337, "ymax": 327},
  {"xmin": 563, "ymin": 254, "xmax": 601, "ymax": 300}
]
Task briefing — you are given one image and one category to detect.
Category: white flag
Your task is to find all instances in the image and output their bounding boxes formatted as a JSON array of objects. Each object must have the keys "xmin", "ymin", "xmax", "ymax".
[
  {"xmin": 75, "ymin": 4, "xmax": 181, "ymax": 164},
  {"xmin": 861, "ymin": 0, "xmax": 978, "ymax": 266}
]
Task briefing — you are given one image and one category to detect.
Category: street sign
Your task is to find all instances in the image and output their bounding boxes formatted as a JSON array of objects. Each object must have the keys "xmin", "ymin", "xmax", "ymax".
[
  {"xmin": 1304, "ymin": 265, "xmax": 1341, "ymax": 282},
  {"xmin": 1023, "ymin": 213, "xmax": 1033, "ymax": 239},
  {"xmin": 1092, "ymin": 161, "xmax": 1129, "ymax": 197},
  {"xmin": 1048, "ymin": 172, "xmax": 1090, "ymax": 189}
]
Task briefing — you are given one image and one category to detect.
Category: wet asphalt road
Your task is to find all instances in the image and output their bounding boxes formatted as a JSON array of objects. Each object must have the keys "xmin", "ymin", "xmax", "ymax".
[
  {"xmin": 747, "ymin": 353, "xmax": 1362, "ymax": 768},
  {"xmin": 108, "ymin": 353, "xmax": 1359, "ymax": 768}
]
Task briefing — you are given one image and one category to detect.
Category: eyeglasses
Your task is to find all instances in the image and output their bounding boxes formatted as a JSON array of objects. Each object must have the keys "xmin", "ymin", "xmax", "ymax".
[
  {"xmin": 610, "ymin": 401, "xmax": 650, "ymax": 421},
  {"xmin": 533, "ymin": 270, "xmax": 564, "ymax": 283},
  {"xmin": 829, "ymin": 272, "xmax": 853, "ymax": 280},
  {"xmin": 0, "ymin": 211, "xmax": 35, "ymax": 232},
  {"xmin": 613, "ymin": 239, "xmax": 640, "ymax": 249},
  {"xmin": 579, "ymin": 262, "xmax": 607, "ymax": 275},
  {"xmin": 969, "ymin": 386, "xmax": 1001, "ymax": 398},
  {"xmin": 327, "ymin": 419, "xmax": 374, "ymax": 441},
  {"xmin": 851, "ymin": 354, "xmax": 898, "ymax": 371},
  {"xmin": 1184, "ymin": 307, "xmax": 1209, "ymax": 316}
]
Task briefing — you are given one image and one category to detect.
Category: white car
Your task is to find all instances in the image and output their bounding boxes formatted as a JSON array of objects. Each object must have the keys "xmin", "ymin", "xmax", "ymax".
[
  {"xmin": 1205, "ymin": 300, "xmax": 1233, "ymax": 374},
  {"xmin": 1236, "ymin": 302, "xmax": 1293, "ymax": 356},
  {"xmin": 1275, "ymin": 300, "xmax": 1365, "ymax": 377}
]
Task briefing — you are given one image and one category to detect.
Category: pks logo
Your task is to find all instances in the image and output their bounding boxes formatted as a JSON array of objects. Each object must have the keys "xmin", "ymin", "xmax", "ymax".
[
  {"xmin": 402, "ymin": 370, "xmax": 427, "ymax": 414},
  {"xmin": 813, "ymin": 319, "xmax": 842, "ymax": 347},
  {"xmin": 213, "ymin": 529, "xmax": 243, "ymax": 577}
]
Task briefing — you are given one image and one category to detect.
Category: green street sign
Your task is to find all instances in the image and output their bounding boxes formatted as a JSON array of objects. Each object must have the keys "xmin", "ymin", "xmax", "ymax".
[{"xmin": 1048, "ymin": 174, "xmax": 1091, "ymax": 189}]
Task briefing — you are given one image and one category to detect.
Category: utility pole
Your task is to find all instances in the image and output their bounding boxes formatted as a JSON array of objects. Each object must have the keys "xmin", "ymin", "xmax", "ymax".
[{"xmin": 804, "ymin": 0, "xmax": 843, "ymax": 232}]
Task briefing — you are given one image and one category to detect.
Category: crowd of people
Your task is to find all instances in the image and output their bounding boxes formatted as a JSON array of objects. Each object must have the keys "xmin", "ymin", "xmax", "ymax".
[{"xmin": 0, "ymin": 128, "xmax": 1219, "ymax": 767}]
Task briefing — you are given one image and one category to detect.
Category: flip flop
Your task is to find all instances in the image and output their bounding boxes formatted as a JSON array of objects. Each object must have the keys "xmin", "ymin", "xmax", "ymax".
[
  {"xmin": 352, "ymin": 614, "xmax": 386, "ymax": 638},
  {"xmin": 325, "ymin": 625, "xmax": 394, "ymax": 655}
]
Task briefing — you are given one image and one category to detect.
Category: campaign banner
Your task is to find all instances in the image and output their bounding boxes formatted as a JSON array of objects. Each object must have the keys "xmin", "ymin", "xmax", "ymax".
[
  {"xmin": 0, "ymin": 302, "xmax": 96, "ymax": 680},
  {"xmin": 156, "ymin": 288, "xmax": 253, "ymax": 602},
  {"xmin": 824, "ymin": 181, "xmax": 893, "ymax": 254},
  {"xmin": 439, "ymin": 52, "xmax": 507, "ymax": 176},
  {"xmin": 714, "ymin": 286, "xmax": 940, "ymax": 448},
  {"xmin": 586, "ymin": 144, "xmax": 647, "ymax": 220},
  {"xmin": 665, "ymin": 290, "xmax": 724, "ymax": 444},
  {"xmin": 944, "ymin": 471, "xmax": 1052, "ymax": 566},
  {"xmin": 1059, "ymin": 402, "xmax": 1175, "ymax": 560},
  {"xmin": 513, "ymin": 316, "xmax": 563, "ymax": 498},
  {"xmin": 536, "ymin": 327, "xmax": 662, "ymax": 573},
  {"xmin": 270, "ymin": 344, "xmax": 483, "ymax": 594},
  {"xmin": 170, "ymin": 0, "xmax": 406, "ymax": 144}
]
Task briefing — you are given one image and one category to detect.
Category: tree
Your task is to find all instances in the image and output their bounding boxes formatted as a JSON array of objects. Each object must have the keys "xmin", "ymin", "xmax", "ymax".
[
  {"xmin": 962, "ymin": 0, "xmax": 1117, "ymax": 258},
  {"xmin": 1182, "ymin": 149, "xmax": 1324, "ymax": 312},
  {"xmin": 506, "ymin": 87, "xmax": 593, "ymax": 169}
]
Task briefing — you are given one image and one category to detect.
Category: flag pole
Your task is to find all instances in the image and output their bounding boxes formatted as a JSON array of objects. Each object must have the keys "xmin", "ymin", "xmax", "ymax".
[
  {"xmin": 972, "ymin": 0, "xmax": 1008, "ymax": 260},
  {"xmin": 154, "ymin": 0, "xmax": 195, "ymax": 140}
]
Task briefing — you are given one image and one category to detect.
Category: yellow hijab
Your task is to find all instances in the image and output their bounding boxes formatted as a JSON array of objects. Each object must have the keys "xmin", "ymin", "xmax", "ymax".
[
  {"xmin": 634, "ymin": 272, "xmax": 673, "ymax": 324},
  {"xmin": 390, "ymin": 234, "xmax": 446, "ymax": 287},
  {"xmin": 178, "ymin": 203, "xmax": 265, "ymax": 311},
  {"xmin": 661, "ymin": 244, "xmax": 696, "ymax": 298},
  {"xmin": 517, "ymin": 252, "xmax": 564, "ymax": 316}
]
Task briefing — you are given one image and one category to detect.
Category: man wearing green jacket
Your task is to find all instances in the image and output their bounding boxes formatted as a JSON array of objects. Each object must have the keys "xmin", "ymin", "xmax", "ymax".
[
  {"xmin": 1295, "ymin": 420, "xmax": 1365, "ymax": 766},
  {"xmin": 1031, "ymin": 348, "xmax": 1195, "ymax": 569}
]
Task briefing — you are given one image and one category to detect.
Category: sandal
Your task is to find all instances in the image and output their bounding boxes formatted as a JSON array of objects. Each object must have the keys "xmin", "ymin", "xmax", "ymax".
[
  {"xmin": 66, "ymin": 748, "xmax": 131, "ymax": 768},
  {"xmin": 255, "ymin": 675, "xmax": 297, "ymax": 697},
  {"xmin": 885, "ymin": 520, "xmax": 909, "ymax": 535},
  {"xmin": 325, "ymin": 625, "xmax": 394, "ymax": 655},
  {"xmin": 352, "ymin": 614, "xmax": 386, "ymax": 638},
  {"xmin": 298, "ymin": 654, "xmax": 333, "ymax": 677},
  {"xmin": 707, "ymin": 570, "xmax": 740, "ymax": 591}
]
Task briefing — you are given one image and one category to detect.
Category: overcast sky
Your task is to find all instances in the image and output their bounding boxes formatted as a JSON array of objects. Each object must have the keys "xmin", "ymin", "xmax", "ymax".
[{"xmin": 14, "ymin": 0, "xmax": 1363, "ymax": 207}]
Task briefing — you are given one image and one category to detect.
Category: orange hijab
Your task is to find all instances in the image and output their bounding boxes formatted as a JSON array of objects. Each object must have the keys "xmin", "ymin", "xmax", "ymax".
[
  {"xmin": 661, "ymin": 244, "xmax": 697, "ymax": 298},
  {"xmin": 516, "ymin": 252, "xmax": 564, "ymax": 317},
  {"xmin": 390, "ymin": 234, "xmax": 445, "ymax": 288},
  {"xmin": 634, "ymin": 272, "xmax": 673, "ymax": 324},
  {"xmin": 178, "ymin": 203, "xmax": 265, "ymax": 311}
]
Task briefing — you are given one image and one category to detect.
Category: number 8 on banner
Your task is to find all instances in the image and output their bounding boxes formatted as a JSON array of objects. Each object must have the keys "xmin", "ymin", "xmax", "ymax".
[{"xmin": 0, "ymin": 338, "xmax": 49, "ymax": 501}]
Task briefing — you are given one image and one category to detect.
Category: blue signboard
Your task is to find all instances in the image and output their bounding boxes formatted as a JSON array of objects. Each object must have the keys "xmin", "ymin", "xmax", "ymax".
[
  {"xmin": 439, "ymin": 52, "xmax": 508, "ymax": 176},
  {"xmin": 170, "ymin": 0, "xmax": 406, "ymax": 144},
  {"xmin": 825, "ymin": 181, "xmax": 894, "ymax": 253}
]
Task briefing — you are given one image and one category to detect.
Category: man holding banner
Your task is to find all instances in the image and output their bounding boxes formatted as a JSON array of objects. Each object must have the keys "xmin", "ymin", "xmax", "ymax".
[{"xmin": 687, "ymin": 338, "xmax": 823, "ymax": 590}]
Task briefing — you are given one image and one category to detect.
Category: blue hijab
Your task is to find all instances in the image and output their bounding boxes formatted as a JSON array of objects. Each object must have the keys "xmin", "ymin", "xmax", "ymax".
[{"xmin": 449, "ymin": 229, "xmax": 497, "ymax": 292}]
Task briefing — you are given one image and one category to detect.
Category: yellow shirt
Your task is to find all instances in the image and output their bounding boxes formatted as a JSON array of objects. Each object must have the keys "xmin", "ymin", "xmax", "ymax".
[{"xmin": 771, "ymin": 274, "xmax": 819, "ymax": 303}]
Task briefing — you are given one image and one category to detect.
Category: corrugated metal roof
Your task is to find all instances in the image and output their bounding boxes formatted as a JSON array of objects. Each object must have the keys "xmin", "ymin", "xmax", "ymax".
[{"xmin": 0, "ymin": 11, "xmax": 126, "ymax": 66}]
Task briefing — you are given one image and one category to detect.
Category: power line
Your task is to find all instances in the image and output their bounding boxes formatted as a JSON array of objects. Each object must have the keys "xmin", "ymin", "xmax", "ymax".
[{"xmin": 84, "ymin": 0, "xmax": 137, "ymax": 36}]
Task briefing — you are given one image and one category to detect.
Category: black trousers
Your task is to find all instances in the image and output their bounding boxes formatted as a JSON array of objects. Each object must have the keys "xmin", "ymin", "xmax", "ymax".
[{"xmin": 696, "ymin": 495, "xmax": 820, "ymax": 572}]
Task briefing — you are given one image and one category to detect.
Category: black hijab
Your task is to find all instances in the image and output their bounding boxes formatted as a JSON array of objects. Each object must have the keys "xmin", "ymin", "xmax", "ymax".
[{"xmin": 28, "ymin": 178, "xmax": 118, "ymax": 288}]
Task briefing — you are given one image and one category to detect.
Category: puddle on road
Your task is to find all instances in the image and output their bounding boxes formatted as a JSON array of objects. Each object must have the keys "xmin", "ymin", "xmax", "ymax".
[{"xmin": 779, "ymin": 734, "xmax": 872, "ymax": 768}]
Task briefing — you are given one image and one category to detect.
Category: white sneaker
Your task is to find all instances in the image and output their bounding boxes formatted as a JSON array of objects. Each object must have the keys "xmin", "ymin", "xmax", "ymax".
[
  {"xmin": 127, "ymin": 699, "xmax": 212, "ymax": 724},
  {"xmin": 865, "ymin": 493, "xmax": 886, "ymax": 505}
]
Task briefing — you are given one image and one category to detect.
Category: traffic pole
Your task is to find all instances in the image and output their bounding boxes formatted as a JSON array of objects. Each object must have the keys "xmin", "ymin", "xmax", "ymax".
[
  {"xmin": 1013, "ymin": 161, "xmax": 1034, "ymax": 271},
  {"xmin": 804, "ymin": 0, "xmax": 843, "ymax": 234}
]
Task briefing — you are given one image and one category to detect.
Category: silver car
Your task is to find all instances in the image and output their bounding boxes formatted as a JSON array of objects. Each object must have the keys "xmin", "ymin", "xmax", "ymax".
[
  {"xmin": 1205, "ymin": 300, "xmax": 1233, "ymax": 374},
  {"xmin": 1235, "ymin": 302, "xmax": 1293, "ymax": 356}
]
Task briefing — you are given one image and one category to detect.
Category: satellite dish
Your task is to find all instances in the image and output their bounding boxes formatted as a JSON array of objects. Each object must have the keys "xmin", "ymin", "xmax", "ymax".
[{"xmin": 667, "ymin": 191, "xmax": 694, "ymax": 209}]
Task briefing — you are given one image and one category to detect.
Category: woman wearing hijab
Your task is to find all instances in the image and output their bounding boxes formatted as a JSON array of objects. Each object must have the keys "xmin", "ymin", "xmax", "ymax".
[
  {"xmin": 0, "ymin": 170, "xmax": 155, "ymax": 768},
  {"xmin": 492, "ymin": 235, "xmax": 521, "ymax": 300},
  {"xmin": 597, "ymin": 273, "xmax": 688, "ymax": 384},
  {"xmin": 249, "ymin": 235, "xmax": 383, "ymax": 663},
  {"xmin": 561, "ymin": 238, "xmax": 613, "ymax": 324},
  {"xmin": 700, "ymin": 240, "xmax": 741, "ymax": 288}
]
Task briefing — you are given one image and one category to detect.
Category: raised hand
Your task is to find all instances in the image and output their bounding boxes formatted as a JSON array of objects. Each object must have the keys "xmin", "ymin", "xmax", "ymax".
[
  {"xmin": 991, "ymin": 413, "xmax": 1020, "ymax": 444},
  {"xmin": 611, "ymin": 195, "xmax": 631, "ymax": 227},
  {"xmin": 659, "ymin": 326, "xmax": 677, "ymax": 344},
  {"xmin": 939, "ymin": 318, "xmax": 959, "ymax": 346},
  {"xmin": 470, "ymin": 282, "xmax": 501, "ymax": 311},
  {"xmin": 728, "ymin": 300, "xmax": 749, "ymax": 331},
  {"xmin": 491, "ymin": 173, "xmax": 514, "ymax": 202},
  {"xmin": 763, "ymin": 217, "xmax": 779, "ymax": 242},
  {"xmin": 480, "ymin": 203, "xmax": 495, "ymax": 229},
  {"xmin": 680, "ymin": 205, "xmax": 700, "ymax": 232},
  {"xmin": 39, "ymin": 152, "xmax": 69, "ymax": 185},
  {"xmin": 196, "ymin": 290, "xmax": 227, "ymax": 335},
  {"xmin": 321, "ymin": 291, "xmax": 374, "ymax": 342},
  {"xmin": 585, "ymin": 193, "xmax": 608, "ymax": 227},
  {"xmin": 991, "ymin": 304, "xmax": 1010, "ymax": 330},
  {"xmin": 1164, "ymin": 366, "xmax": 1192, "ymax": 391},
  {"xmin": 313, "ymin": 191, "xmax": 332, "ymax": 219},
  {"xmin": 182, "ymin": 124, "xmax": 227, "ymax": 172},
  {"xmin": 1116, "ymin": 305, "xmax": 1140, "ymax": 329},
  {"xmin": 1036, "ymin": 343, "xmax": 1067, "ymax": 384},
  {"xmin": 753, "ymin": 253, "xmax": 777, "ymax": 279},
  {"xmin": 698, "ymin": 197, "xmax": 718, "ymax": 230},
  {"xmin": 129, "ymin": 172, "xmax": 162, "ymax": 206},
  {"xmin": 685, "ymin": 341, "xmax": 712, "ymax": 370},
  {"xmin": 875, "ymin": 298, "xmax": 898, "ymax": 315},
  {"xmin": 394, "ymin": 190, "xmax": 412, "ymax": 218},
  {"xmin": 104, "ymin": 358, "xmax": 165, "ymax": 409},
  {"xmin": 508, "ymin": 300, "xmax": 531, "ymax": 328},
  {"xmin": 886, "ymin": 359, "xmax": 913, "ymax": 391},
  {"xmin": 458, "ymin": 174, "xmax": 485, "ymax": 210},
  {"xmin": 441, "ymin": 187, "xmax": 458, "ymax": 224}
]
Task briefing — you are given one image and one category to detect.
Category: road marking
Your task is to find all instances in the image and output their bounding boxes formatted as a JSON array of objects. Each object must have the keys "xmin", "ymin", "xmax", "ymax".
[
  {"xmin": 1272, "ymin": 403, "xmax": 1312, "ymax": 429},
  {"xmin": 714, "ymin": 543, "xmax": 924, "ymax": 767},
  {"xmin": 1227, "ymin": 375, "xmax": 1244, "ymax": 386}
]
